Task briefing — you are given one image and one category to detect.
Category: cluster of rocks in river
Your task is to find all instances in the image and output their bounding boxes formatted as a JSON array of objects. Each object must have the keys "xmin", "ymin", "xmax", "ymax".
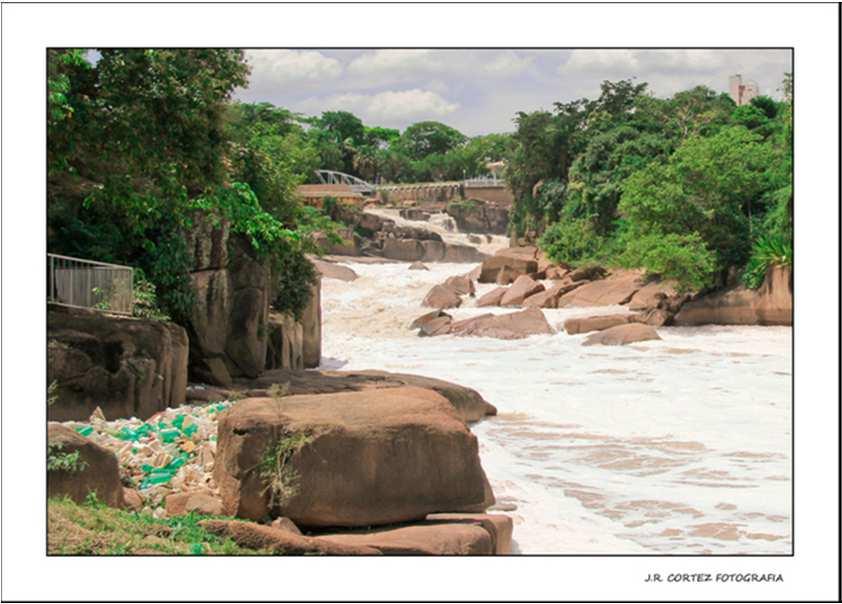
[
  {"xmin": 411, "ymin": 245, "xmax": 792, "ymax": 344},
  {"xmin": 314, "ymin": 205, "xmax": 487, "ymax": 263}
]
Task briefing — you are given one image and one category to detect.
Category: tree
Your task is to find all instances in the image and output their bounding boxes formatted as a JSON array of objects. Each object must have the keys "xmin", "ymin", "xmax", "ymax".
[
  {"xmin": 397, "ymin": 121, "xmax": 466, "ymax": 161},
  {"xmin": 620, "ymin": 126, "xmax": 774, "ymax": 272}
]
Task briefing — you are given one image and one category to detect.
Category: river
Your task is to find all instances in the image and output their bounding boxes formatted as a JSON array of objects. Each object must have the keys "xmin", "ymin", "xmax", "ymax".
[{"xmin": 319, "ymin": 213, "xmax": 792, "ymax": 554}]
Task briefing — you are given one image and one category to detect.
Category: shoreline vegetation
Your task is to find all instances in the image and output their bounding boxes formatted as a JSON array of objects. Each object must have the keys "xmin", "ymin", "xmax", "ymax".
[{"xmin": 47, "ymin": 49, "xmax": 792, "ymax": 555}]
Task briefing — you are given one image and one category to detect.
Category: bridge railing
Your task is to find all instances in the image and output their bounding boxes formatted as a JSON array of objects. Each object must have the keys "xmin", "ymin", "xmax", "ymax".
[
  {"xmin": 48, "ymin": 253, "xmax": 134, "ymax": 315},
  {"xmin": 463, "ymin": 176, "xmax": 506, "ymax": 187}
]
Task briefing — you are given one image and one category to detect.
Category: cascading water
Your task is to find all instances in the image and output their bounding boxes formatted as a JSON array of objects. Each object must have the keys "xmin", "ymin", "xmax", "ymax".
[{"xmin": 319, "ymin": 216, "xmax": 792, "ymax": 554}]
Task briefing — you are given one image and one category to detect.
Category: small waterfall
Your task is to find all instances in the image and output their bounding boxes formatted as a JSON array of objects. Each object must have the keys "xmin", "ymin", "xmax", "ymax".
[{"xmin": 364, "ymin": 207, "xmax": 510, "ymax": 256}]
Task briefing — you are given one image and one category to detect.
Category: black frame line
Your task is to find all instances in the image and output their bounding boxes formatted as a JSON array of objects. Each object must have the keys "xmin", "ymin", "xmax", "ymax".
[{"xmin": 39, "ymin": 44, "xmax": 796, "ymax": 559}]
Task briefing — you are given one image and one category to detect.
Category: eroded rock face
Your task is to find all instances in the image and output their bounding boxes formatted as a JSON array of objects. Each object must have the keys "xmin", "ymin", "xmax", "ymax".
[
  {"xmin": 47, "ymin": 307, "xmax": 188, "ymax": 421},
  {"xmin": 445, "ymin": 200, "xmax": 509, "ymax": 235},
  {"xmin": 301, "ymin": 279, "xmax": 322, "ymax": 369},
  {"xmin": 450, "ymin": 308, "xmax": 554, "ymax": 340},
  {"xmin": 265, "ymin": 312, "xmax": 303, "ymax": 371},
  {"xmin": 214, "ymin": 387, "xmax": 490, "ymax": 526},
  {"xmin": 47, "ymin": 423, "xmax": 125, "ymax": 508},
  {"xmin": 674, "ymin": 265, "xmax": 792, "ymax": 326},
  {"xmin": 582, "ymin": 323, "xmax": 661, "ymax": 346}
]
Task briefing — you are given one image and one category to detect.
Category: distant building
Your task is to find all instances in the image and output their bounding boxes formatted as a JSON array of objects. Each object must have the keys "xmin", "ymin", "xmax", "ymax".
[{"xmin": 729, "ymin": 74, "xmax": 760, "ymax": 106}]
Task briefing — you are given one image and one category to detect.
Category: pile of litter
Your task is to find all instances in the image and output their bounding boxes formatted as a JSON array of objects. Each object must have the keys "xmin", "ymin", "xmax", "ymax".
[{"xmin": 62, "ymin": 401, "xmax": 232, "ymax": 516}]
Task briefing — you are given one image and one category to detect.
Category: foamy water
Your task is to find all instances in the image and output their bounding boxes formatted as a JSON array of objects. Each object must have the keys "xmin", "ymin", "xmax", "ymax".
[
  {"xmin": 364, "ymin": 207, "xmax": 509, "ymax": 256},
  {"xmin": 320, "ymin": 261, "xmax": 792, "ymax": 554}
]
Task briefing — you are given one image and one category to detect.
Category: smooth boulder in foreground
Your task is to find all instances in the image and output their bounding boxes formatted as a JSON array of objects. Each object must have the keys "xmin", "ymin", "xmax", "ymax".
[
  {"xmin": 582, "ymin": 323, "xmax": 661, "ymax": 346},
  {"xmin": 214, "ymin": 386, "xmax": 490, "ymax": 526}
]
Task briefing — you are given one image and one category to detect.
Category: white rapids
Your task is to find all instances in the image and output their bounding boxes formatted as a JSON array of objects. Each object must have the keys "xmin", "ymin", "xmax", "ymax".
[{"xmin": 318, "ymin": 233, "xmax": 791, "ymax": 554}]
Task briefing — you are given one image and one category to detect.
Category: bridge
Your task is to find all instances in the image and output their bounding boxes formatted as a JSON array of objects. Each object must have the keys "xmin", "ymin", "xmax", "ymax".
[{"xmin": 302, "ymin": 170, "xmax": 513, "ymax": 206}]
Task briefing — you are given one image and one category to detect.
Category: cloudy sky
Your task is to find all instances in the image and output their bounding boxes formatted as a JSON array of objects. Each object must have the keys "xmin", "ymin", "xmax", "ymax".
[{"xmin": 234, "ymin": 49, "xmax": 792, "ymax": 136}]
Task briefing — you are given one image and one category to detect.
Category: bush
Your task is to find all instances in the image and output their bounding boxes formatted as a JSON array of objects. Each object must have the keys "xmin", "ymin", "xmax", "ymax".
[
  {"xmin": 538, "ymin": 217, "xmax": 605, "ymax": 266},
  {"xmin": 272, "ymin": 250, "xmax": 317, "ymax": 320},
  {"xmin": 741, "ymin": 233, "xmax": 792, "ymax": 289},
  {"xmin": 619, "ymin": 232, "xmax": 716, "ymax": 292}
]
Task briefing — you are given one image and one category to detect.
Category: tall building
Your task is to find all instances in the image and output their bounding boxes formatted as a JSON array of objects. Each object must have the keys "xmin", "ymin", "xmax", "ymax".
[{"xmin": 729, "ymin": 74, "xmax": 759, "ymax": 106}]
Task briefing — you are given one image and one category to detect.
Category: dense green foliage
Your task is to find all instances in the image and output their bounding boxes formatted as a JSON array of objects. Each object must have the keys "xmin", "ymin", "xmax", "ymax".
[
  {"xmin": 48, "ymin": 50, "xmax": 791, "ymax": 303},
  {"xmin": 512, "ymin": 78, "xmax": 792, "ymax": 291},
  {"xmin": 47, "ymin": 49, "xmax": 331, "ymax": 322}
]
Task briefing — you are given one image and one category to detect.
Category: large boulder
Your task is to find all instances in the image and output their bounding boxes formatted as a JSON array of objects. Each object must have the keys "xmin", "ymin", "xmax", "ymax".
[
  {"xmin": 628, "ymin": 279, "xmax": 679, "ymax": 311},
  {"xmin": 582, "ymin": 323, "xmax": 662, "ymax": 346},
  {"xmin": 311, "ymin": 258, "xmax": 358, "ymax": 282},
  {"xmin": 381, "ymin": 238, "xmax": 424, "ymax": 261},
  {"xmin": 450, "ymin": 308, "xmax": 554, "ymax": 340},
  {"xmin": 563, "ymin": 314, "xmax": 631, "ymax": 335},
  {"xmin": 214, "ymin": 387, "xmax": 490, "ymax": 526},
  {"xmin": 522, "ymin": 281, "xmax": 584, "ymax": 309},
  {"xmin": 231, "ymin": 368, "xmax": 497, "ymax": 423},
  {"xmin": 476, "ymin": 287, "xmax": 507, "ymax": 307},
  {"xmin": 47, "ymin": 307, "xmax": 188, "ymax": 421},
  {"xmin": 422, "ymin": 284, "xmax": 462, "ymax": 309},
  {"xmin": 420, "ymin": 240, "xmax": 446, "ymax": 262},
  {"xmin": 318, "ymin": 521, "xmax": 494, "ymax": 555},
  {"xmin": 674, "ymin": 265, "xmax": 792, "ymax": 326},
  {"xmin": 478, "ymin": 255, "xmax": 538, "ymax": 284},
  {"xmin": 558, "ymin": 269, "xmax": 645, "ymax": 307},
  {"xmin": 47, "ymin": 423, "xmax": 125, "ymax": 508},
  {"xmin": 500, "ymin": 275, "xmax": 544, "ymax": 306},
  {"xmin": 444, "ymin": 275, "xmax": 476, "ymax": 296}
]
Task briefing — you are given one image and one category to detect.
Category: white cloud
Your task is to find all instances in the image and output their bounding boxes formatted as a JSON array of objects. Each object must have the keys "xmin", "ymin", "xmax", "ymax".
[
  {"xmin": 559, "ymin": 49, "xmax": 791, "ymax": 99},
  {"xmin": 346, "ymin": 49, "xmax": 533, "ymax": 85},
  {"xmin": 244, "ymin": 49, "xmax": 342, "ymax": 89},
  {"xmin": 297, "ymin": 88, "xmax": 458, "ymax": 126}
]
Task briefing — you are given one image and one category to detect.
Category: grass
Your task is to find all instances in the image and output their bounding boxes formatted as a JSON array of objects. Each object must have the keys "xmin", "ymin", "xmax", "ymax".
[{"xmin": 47, "ymin": 497, "xmax": 272, "ymax": 555}]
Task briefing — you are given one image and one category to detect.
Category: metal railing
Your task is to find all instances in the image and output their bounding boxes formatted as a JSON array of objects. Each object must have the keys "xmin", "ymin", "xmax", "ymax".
[
  {"xmin": 463, "ymin": 175, "xmax": 506, "ymax": 187},
  {"xmin": 48, "ymin": 253, "xmax": 134, "ymax": 315}
]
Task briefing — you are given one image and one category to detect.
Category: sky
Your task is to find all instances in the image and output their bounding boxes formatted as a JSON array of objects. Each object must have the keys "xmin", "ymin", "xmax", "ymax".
[{"xmin": 234, "ymin": 49, "xmax": 792, "ymax": 136}]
